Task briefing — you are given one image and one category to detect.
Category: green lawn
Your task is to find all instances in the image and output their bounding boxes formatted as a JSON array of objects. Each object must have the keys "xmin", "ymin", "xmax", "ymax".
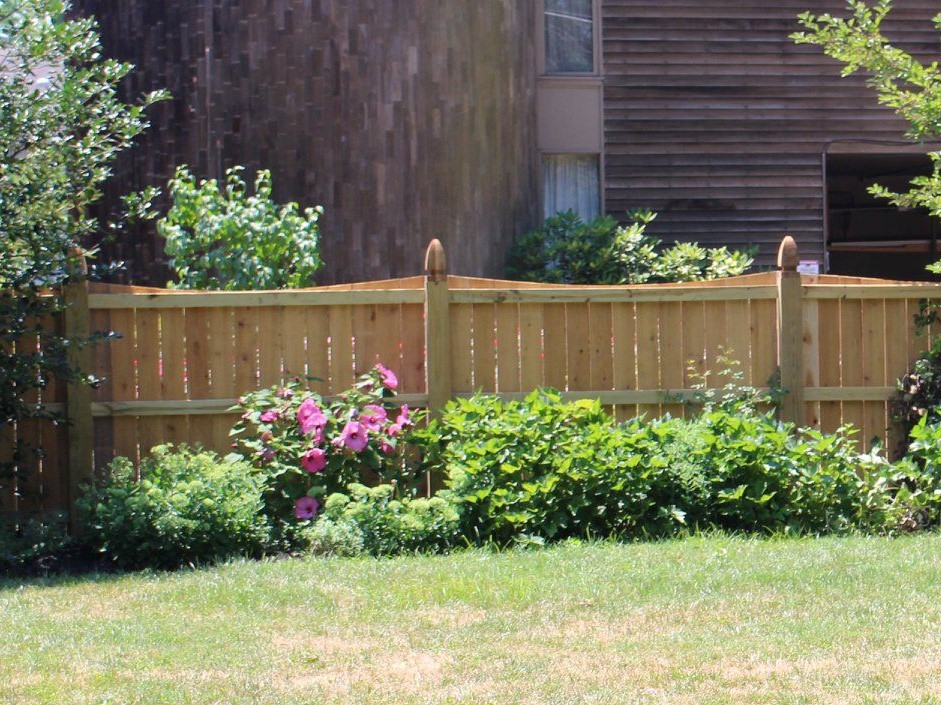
[{"xmin": 4, "ymin": 534, "xmax": 941, "ymax": 704}]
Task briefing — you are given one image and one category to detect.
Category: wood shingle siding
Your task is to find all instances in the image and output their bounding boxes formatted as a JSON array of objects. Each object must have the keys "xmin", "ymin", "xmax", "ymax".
[
  {"xmin": 602, "ymin": 0, "xmax": 940, "ymax": 268},
  {"xmin": 74, "ymin": 0, "xmax": 540, "ymax": 285}
]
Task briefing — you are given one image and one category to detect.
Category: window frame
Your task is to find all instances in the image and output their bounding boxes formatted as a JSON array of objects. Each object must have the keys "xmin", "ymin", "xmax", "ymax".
[{"xmin": 536, "ymin": 0, "xmax": 602, "ymax": 77}]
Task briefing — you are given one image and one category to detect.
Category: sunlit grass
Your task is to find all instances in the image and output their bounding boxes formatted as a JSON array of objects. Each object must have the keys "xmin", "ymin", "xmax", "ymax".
[{"xmin": 4, "ymin": 534, "xmax": 941, "ymax": 704}]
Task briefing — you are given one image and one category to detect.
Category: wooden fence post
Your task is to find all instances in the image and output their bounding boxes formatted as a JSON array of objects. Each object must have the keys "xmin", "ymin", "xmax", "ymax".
[
  {"xmin": 424, "ymin": 239, "xmax": 451, "ymax": 419},
  {"xmin": 63, "ymin": 248, "xmax": 93, "ymax": 532},
  {"xmin": 776, "ymin": 235, "xmax": 804, "ymax": 426}
]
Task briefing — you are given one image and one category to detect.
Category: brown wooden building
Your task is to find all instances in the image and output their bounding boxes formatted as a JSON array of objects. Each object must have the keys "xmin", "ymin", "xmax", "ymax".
[
  {"xmin": 75, "ymin": 0, "xmax": 540, "ymax": 284},
  {"xmin": 77, "ymin": 0, "xmax": 941, "ymax": 283}
]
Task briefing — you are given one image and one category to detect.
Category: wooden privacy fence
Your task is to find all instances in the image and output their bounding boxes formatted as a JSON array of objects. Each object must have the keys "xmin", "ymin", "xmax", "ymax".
[{"xmin": 5, "ymin": 235, "xmax": 941, "ymax": 523}]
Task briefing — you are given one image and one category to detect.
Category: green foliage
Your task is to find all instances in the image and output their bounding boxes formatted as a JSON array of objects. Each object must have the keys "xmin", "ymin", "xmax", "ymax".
[
  {"xmin": 229, "ymin": 364, "xmax": 422, "ymax": 545},
  {"xmin": 506, "ymin": 211, "xmax": 753, "ymax": 284},
  {"xmin": 77, "ymin": 445, "xmax": 271, "ymax": 570},
  {"xmin": 793, "ymin": 2, "xmax": 941, "ymax": 266},
  {"xmin": 416, "ymin": 390, "xmax": 703, "ymax": 542},
  {"xmin": 158, "ymin": 165, "xmax": 324, "ymax": 290},
  {"xmin": 310, "ymin": 484, "xmax": 461, "ymax": 557},
  {"xmin": 888, "ymin": 416, "xmax": 941, "ymax": 529},
  {"xmin": 415, "ymin": 388, "xmax": 933, "ymax": 545},
  {"xmin": 0, "ymin": 516, "xmax": 70, "ymax": 573},
  {"xmin": 894, "ymin": 336, "xmax": 941, "ymax": 445},
  {"xmin": 0, "ymin": 0, "xmax": 166, "ymax": 498}
]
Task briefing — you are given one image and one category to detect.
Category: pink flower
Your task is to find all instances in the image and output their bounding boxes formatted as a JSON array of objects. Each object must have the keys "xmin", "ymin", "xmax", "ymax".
[
  {"xmin": 260, "ymin": 410, "xmax": 280, "ymax": 423},
  {"xmin": 379, "ymin": 438, "xmax": 395, "ymax": 455},
  {"xmin": 387, "ymin": 423, "xmax": 401, "ymax": 437},
  {"xmin": 294, "ymin": 496, "xmax": 320, "ymax": 519},
  {"xmin": 375, "ymin": 363, "xmax": 398, "ymax": 390},
  {"xmin": 396, "ymin": 404, "xmax": 412, "ymax": 427},
  {"xmin": 337, "ymin": 420, "xmax": 369, "ymax": 452},
  {"xmin": 277, "ymin": 387, "xmax": 295, "ymax": 399},
  {"xmin": 308, "ymin": 426, "xmax": 325, "ymax": 446},
  {"xmin": 297, "ymin": 397, "xmax": 327, "ymax": 435},
  {"xmin": 301, "ymin": 447, "xmax": 327, "ymax": 473},
  {"xmin": 361, "ymin": 404, "xmax": 387, "ymax": 431}
]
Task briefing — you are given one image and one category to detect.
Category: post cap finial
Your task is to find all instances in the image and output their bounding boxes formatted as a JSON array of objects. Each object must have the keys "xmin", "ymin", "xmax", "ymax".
[
  {"xmin": 777, "ymin": 235, "xmax": 799, "ymax": 271},
  {"xmin": 424, "ymin": 238, "xmax": 446, "ymax": 282}
]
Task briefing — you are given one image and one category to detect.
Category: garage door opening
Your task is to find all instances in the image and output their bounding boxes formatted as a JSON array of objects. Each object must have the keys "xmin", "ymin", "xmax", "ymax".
[{"xmin": 826, "ymin": 152, "xmax": 940, "ymax": 280}]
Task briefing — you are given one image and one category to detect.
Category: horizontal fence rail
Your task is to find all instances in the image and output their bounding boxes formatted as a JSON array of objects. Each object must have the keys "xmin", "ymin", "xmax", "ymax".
[{"xmin": 4, "ymin": 236, "xmax": 941, "ymax": 523}]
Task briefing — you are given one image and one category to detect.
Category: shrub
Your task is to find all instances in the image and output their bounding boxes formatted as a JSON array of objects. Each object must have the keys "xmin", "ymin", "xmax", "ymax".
[
  {"xmin": 158, "ymin": 165, "xmax": 324, "ymax": 290},
  {"xmin": 0, "ymin": 517, "xmax": 71, "ymax": 575},
  {"xmin": 310, "ymin": 484, "xmax": 461, "ymax": 557},
  {"xmin": 416, "ymin": 389, "xmax": 917, "ymax": 544},
  {"xmin": 230, "ymin": 364, "xmax": 422, "ymax": 544},
  {"xmin": 505, "ymin": 211, "xmax": 753, "ymax": 284},
  {"xmin": 415, "ymin": 390, "xmax": 686, "ymax": 543},
  {"xmin": 77, "ymin": 445, "xmax": 270, "ymax": 570},
  {"xmin": 887, "ymin": 416, "xmax": 941, "ymax": 529},
  {"xmin": 894, "ymin": 336, "xmax": 941, "ymax": 447}
]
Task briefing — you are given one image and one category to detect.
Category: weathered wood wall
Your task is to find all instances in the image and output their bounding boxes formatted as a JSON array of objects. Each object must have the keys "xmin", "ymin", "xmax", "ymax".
[
  {"xmin": 602, "ymin": 0, "xmax": 941, "ymax": 268},
  {"xmin": 74, "ymin": 0, "xmax": 540, "ymax": 284}
]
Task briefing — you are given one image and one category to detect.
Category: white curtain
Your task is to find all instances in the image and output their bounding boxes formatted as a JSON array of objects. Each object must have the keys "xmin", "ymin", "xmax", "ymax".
[
  {"xmin": 543, "ymin": 154, "xmax": 600, "ymax": 220},
  {"xmin": 545, "ymin": 0, "xmax": 594, "ymax": 73}
]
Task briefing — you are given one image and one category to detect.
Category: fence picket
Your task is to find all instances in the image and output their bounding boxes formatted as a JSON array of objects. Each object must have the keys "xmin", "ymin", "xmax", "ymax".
[
  {"xmin": 12, "ymin": 238, "xmax": 941, "ymax": 522},
  {"xmin": 612, "ymin": 302, "xmax": 637, "ymax": 421}
]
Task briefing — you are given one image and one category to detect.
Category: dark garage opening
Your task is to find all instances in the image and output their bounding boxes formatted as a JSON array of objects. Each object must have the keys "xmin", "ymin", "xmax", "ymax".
[{"xmin": 827, "ymin": 152, "xmax": 940, "ymax": 281}]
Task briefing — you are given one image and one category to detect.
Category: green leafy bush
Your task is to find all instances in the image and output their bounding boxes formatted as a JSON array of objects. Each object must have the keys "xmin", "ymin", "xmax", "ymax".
[
  {"xmin": 506, "ymin": 211, "xmax": 753, "ymax": 284},
  {"xmin": 230, "ymin": 364, "xmax": 422, "ymax": 545},
  {"xmin": 886, "ymin": 416, "xmax": 941, "ymax": 529},
  {"xmin": 415, "ymin": 389, "xmax": 925, "ymax": 544},
  {"xmin": 894, "ymin": 337, "xmax": 941, "ymax": 445},
  {"xmin": 310, "ymin": 484, "xmax": 461, "ymax": 557},
  {"xmin": 0, "ymin": 517, "xmax": 71, "ymax": 574},
  {"xmin": 415, "ymin": 390, "xmax": 685, "ymax": 543},
  {"xmin": 158, "ymin": 165, "xmax": 323, "ymax": 290},
  {"xmin": 77, "ymin": 445, "xmax": 270, "ymax": 570}
]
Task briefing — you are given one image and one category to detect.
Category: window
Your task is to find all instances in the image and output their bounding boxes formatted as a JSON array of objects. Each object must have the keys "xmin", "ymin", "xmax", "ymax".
[
  {"xmin": 543, "ymin": 154, "xmax": 600, "ymax": 220},
  {"xmin": 544, "ymin": 0, "xmax": 594, "ymax": 74}
]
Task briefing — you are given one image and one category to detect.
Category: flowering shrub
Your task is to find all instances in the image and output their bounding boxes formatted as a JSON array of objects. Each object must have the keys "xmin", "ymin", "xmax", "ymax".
[{"xmin": 230, "ymin": 364, "xmax": 421, "ymax": 541}]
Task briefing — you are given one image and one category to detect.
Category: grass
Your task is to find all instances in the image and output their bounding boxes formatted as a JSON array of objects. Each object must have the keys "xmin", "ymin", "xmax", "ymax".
[{"xmin": 3, "ymin": 534, "xmax": 941, "ymax": 704}]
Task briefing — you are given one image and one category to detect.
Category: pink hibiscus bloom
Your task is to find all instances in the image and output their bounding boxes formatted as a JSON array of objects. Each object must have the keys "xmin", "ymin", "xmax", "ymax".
[
  {"xmin": 386, "ymin": 423, "xmax": 401, "ymax": 437},
  {"xmin": 337, "ymin": 420, "xmax": 369, "ymax": 452},
  {"xmin": 375, "ymin": 363, "xmax": 398, "ymax": 390},
  {"xmin": 396, "ymin": 404, "xmax": 412, "ymax": 427},
  {"xmin": 294, "ymin": 496, "xmax": 320, "ymax": 519},
  {"xmin": 360, "ymin": 404, "xmax": 387, "ymax": 431},
  {"xmin": 379, "ymin": 438, "xmax": 395, "ymax": 455},
  {"xmin": 260, "ymin": 410, "xmax": 280, "ymax": 423},
  {"xmin": 301, "ymin": 447, "xmax": 327, "ymax": 473},
  {"xmin": 296, "ymin": 397, "xmax": 327, "ymax": 435}
]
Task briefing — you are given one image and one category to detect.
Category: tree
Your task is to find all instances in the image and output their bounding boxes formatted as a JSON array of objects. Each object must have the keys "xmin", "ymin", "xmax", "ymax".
[
  {"xmin": 793, "ymin": 1, "xmax": 941, "ymax": 269},
  {"xmin": 0, "ymin": 1, "xmax": 165, "ymax": 502}
]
